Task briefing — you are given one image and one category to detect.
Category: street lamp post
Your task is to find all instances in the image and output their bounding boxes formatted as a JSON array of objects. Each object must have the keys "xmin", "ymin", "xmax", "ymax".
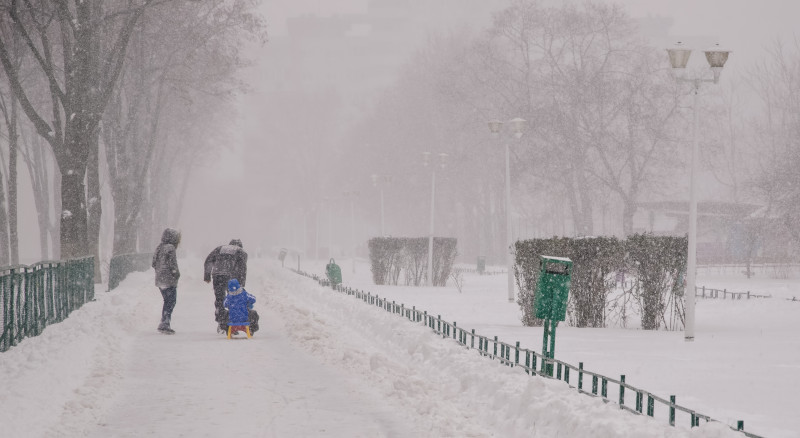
[
  {"xmin": 314, "ymin": 203, "xmax": 320, "ymax": 260},
  {"xmin": 371, "ymin": 174, "xmax": 392, "ymax": 237},
  {"xmin": 666, "ymin": 42, "xmax": 731, "ymax": 341},
  {"xmin": 488, "ymin": 117, "xmax": 527, "ymax": 302},
  {"xmin": 342, "ymin": 190, "xmax": 360, "ymax": 274},
  {"xmin": 322, "ymin": 196, "xmax": 332, "ymax": 259},
  {"xmin": 423, "ymin": 152, "xmax": 447, "ymax": 287}
]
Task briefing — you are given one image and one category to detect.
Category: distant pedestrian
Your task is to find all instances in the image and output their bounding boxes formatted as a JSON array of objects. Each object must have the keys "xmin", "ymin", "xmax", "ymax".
[
  {"xmin": 152, "ymin": 228, "xmax": 181, "ymax": 334},
  {"xmin": 204, "ymin": 239, "xmax": 248, "ymax": 333}
]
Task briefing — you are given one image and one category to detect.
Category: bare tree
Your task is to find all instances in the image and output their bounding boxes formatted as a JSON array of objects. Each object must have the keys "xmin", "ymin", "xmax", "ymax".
[
  {"xmin": 103, "ymin": 0, "xmax": 264, "ymax": 255},
  {"xmin": 0, "ymin": 0, "xmax": 152, "ymax": 262}
]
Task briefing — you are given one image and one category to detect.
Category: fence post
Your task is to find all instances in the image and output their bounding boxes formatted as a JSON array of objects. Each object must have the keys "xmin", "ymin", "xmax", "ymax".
[
  {"xmin": 471, "ymin": 329, "xmax": 475, "ymax": 349},
  {"xmin": 737, "ymin": 421, "xmax": 744, "ymax": 431},
  {"xmin": 515, "ymin": 341, "xmax": 520, "ymax": 367},
  {"xmin": 525, "ymin": 351, "xmax": 530, "ymax": 375},
  {"xmin": 493, "ymin": 336, "xmax": 498, "ymax": 359},
  {"xmin": 636, "ymin": 391, "xmax": 643, "ymax": 413},
  {"xmin": 578, "ymin": 362, "xmax": 584, "ymax": 390},
  {"xmin": 669, "ymin": 395, "xmax": 676, "ymax": 426},
  {"xmin": 647, "ymin": 394, "xmax": 654, "ymax": 417},
  {"xmin": 619, "ymin": 375, "xmax": 625, "ymax": 408}
]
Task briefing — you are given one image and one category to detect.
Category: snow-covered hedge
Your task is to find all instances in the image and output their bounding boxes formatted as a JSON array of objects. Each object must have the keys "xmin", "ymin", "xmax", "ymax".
[
  {"xmin": 368, "ymin": 237, "xmax": 457, "ymax": 287},
  {"xmin": 515, "ymin": 234, "xmax": 687, "ymax": 330}
]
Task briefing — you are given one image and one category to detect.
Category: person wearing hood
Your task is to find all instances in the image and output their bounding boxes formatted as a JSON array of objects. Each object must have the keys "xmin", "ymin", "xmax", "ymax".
[
  {"xmin": 223, "ymin": 278, "xmax": 258, "ymax": 335},
  {"xmin": 152, "ymin": 228, "xmax": 181, "ymax": 334},
  {"xmin": 204, "ymin": 239, "xmax": 248, "ymax": 332}
]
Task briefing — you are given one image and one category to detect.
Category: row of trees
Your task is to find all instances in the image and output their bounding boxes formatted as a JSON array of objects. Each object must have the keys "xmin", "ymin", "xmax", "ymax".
[
  {"xmin": 0, "ymin": 0, "xmax": 265, "ymax": 276},
  {"xmin": 333, "ymin": 0, "xmax": 797, "ymax": 264},
  {"xmin": 335, "ymin": 0, "xmax": 688, "ymax": 264}
]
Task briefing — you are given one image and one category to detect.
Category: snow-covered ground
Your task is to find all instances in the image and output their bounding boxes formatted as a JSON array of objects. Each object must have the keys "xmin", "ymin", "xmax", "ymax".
[{"xmin": 0, "ymin": 256, "xmax": 795, "ymax": 437}]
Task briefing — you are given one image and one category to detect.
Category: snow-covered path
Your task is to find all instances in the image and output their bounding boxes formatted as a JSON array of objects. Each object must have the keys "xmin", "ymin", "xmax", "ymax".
[
  {"xmin": 1, "ymin": 258, "xmax": 742, "ymax": 437},
  {"xmin": 88, "ymin": 302, "xmax": 415, "ymax": 437}
]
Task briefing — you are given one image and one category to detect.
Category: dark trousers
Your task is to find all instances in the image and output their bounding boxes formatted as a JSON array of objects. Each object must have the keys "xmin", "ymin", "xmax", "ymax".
[
  {"xmin": 159, "ymin": 286, "xmax": 177, "ymax": 328},
  {"xmin": 212, "ymin": 275, "xmax": 231, "ymax": 324}
]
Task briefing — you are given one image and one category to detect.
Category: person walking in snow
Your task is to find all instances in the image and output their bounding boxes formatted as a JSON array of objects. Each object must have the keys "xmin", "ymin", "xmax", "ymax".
[
  {"xmin": 204, "ymin": 239, "xmax": 248, "ymax": 332},
  {"xmin": 223, "ymin": 278, "xmax": 259, "ymax": 335},
  {"xmin": 152, "ymin": 228, "xmax": 181, "ymax": 334}
]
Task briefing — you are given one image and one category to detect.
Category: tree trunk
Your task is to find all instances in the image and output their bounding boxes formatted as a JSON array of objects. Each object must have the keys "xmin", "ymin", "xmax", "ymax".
[
  {"xmin": 59, "ymin": 170, "xmax": 89, "ymax": 260},
  {"xmin": 87, "ymin": 132, "xmax": 102, "ymax": 282},
  {"xmin": 622, "ymin": 198, "xmax": 636, "ymax": 236},
  {"xmin": 51, "ymin": 158, "xmax": 62, "ymax": 260},
  {"xmin": 112, "ymin": 210, "xmax": 138, "ymax": 256},
  {"xmin": 20, "ymin": 127, "xmax": 52, "ymax": 260},
  {"xmin": 8, "ymin": 94, "xmax": 18, "ymax": 264},
  {"xmin": 0, "ymin": 166, "xmax": 9, "ymax": 266}
]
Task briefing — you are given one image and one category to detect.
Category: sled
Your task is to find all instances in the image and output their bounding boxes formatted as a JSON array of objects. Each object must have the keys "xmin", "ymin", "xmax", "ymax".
[{"xmin": 227, "ymin": 323, "xmax": 252, "ymax": 339}]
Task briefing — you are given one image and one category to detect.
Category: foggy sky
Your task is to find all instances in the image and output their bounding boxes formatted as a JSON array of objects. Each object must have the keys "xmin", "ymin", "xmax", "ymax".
[{"xmin": 168, "ymin": 0, "xmax": 800, "ymax": 260}]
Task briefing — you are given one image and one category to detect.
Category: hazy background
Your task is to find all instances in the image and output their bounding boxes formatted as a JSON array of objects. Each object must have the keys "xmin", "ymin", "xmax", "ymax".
[{"xmin": 151, "ymin": 0, "xmax": 800, "ymax": 261}]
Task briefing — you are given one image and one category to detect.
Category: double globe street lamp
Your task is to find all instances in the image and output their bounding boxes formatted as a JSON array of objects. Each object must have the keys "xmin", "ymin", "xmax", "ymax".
[
  {"xmin": 666, "ymin": 42, "xmax": 731, "ymax": 341},
  {"xmin": 487, "ymin": 117, "xmax": 526, "ymax": 302}
]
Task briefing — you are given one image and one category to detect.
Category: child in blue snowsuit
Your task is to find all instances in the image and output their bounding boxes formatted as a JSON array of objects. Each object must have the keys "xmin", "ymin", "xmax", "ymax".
[{"xmin": 223, "ymin": 278, "xmax": 258, "ymax": 334}]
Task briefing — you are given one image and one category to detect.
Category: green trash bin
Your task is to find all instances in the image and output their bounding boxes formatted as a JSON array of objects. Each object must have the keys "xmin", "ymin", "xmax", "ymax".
[
  {"xmin": 326, "ymin": 258, "xmax": 342, "ymax": 287},
  {"xmin": 535, "ymin": 255, "xmax": 572, "ymax": 376},
  {"xmin": 534, "ymin": 255, "xmax": 572, "ymax": 321}
]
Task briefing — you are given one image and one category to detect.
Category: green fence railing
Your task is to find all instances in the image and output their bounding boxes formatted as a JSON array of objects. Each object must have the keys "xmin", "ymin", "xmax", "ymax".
[
  {"xmin": 293, "ymin": 269, "xmax": 764, "ymax": 438},
  {"xmin": 108, "ymin": 252, "xmax": 153, "ymax": 291},
  {"xmin": 1, "ymin": 257, "xmax": 94, "ymax": 353}
]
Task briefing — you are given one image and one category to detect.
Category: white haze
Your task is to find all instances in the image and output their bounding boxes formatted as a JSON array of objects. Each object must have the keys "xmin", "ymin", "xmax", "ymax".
[{"xmin": 162, "ymin": 0, "xmax": 800, "ymax": 261}]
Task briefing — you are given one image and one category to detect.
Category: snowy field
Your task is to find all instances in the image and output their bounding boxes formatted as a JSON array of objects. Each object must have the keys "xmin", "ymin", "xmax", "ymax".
[{"xmin": 0, "ymin": 256, "xmax": 795, "ymax": 437}]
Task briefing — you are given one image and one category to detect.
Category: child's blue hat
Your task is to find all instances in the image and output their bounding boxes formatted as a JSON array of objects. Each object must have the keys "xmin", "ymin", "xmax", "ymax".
[{"xmin": 227, "ymin": 278, "xmax": 241, "ymax": 292}]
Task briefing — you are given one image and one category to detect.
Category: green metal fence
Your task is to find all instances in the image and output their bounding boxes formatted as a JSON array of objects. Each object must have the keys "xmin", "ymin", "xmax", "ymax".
[
  {"xmin": 294, "ymin": 269, "xmax": 764, "ymax": 438},
  {"xmin": 1, "ymin": 257, "xmax": 94, "ymax": 353},
  {"xmin": 108, "ymin": 252, "xmax": 153, "ymax": 291}
]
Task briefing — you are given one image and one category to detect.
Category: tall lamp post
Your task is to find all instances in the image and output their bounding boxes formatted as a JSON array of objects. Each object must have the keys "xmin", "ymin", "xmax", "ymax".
[
  {"xmin": 342, "ymin": 190, "xmax": 360, "ymax": 273},
  {"xmin": 666, "ymin": 42, "xmax": 731, "ymax": 341},
  {"xmin": 488, "ymin": 117, "xmax": 527, "ymax": 302},
  {"xmin": 423, "ymin": 152, "xmax": 447, "ymax": 286},
  {"xmin": 371, "ymin": 174, "xmax": 393, "ymax": 236},
  {"xmin": 322, "ymin": 196, "xmax": 332, "ymax": 259}
]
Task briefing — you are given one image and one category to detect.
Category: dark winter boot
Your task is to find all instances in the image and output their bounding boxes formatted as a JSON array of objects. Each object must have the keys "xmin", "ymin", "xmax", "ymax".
[
  {"xmin": 158, "ymin": 315, "xmax": 175, "ymax": 334},
  {"xmin": 249, "ymin": 309, "xmax": 260, "ymax": 334}
]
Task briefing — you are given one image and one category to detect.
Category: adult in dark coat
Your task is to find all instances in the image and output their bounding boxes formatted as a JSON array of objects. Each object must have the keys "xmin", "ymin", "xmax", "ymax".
[
  {"xmin": 152, "ymin": 228, "xmax": 181, "ymax": 334},
  {"xmin": 204, "ymin": 239, "xmax": 248, "ymax": 332}
]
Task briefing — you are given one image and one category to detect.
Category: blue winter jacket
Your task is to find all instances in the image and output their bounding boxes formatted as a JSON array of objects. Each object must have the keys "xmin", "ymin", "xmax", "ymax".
[{"xmin": 223, "ymin": 287, "xmax": 256, "ymax": 325}]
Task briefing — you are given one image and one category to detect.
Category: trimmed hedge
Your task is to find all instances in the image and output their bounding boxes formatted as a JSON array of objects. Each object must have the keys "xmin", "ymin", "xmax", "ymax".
[
  {"xmin": 369, "ymin": 237, "xmax": 457, "ymax": 287},
  {"xmin": 515, "ymin": 234, "xmax": 687, "ymax": 330}
]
